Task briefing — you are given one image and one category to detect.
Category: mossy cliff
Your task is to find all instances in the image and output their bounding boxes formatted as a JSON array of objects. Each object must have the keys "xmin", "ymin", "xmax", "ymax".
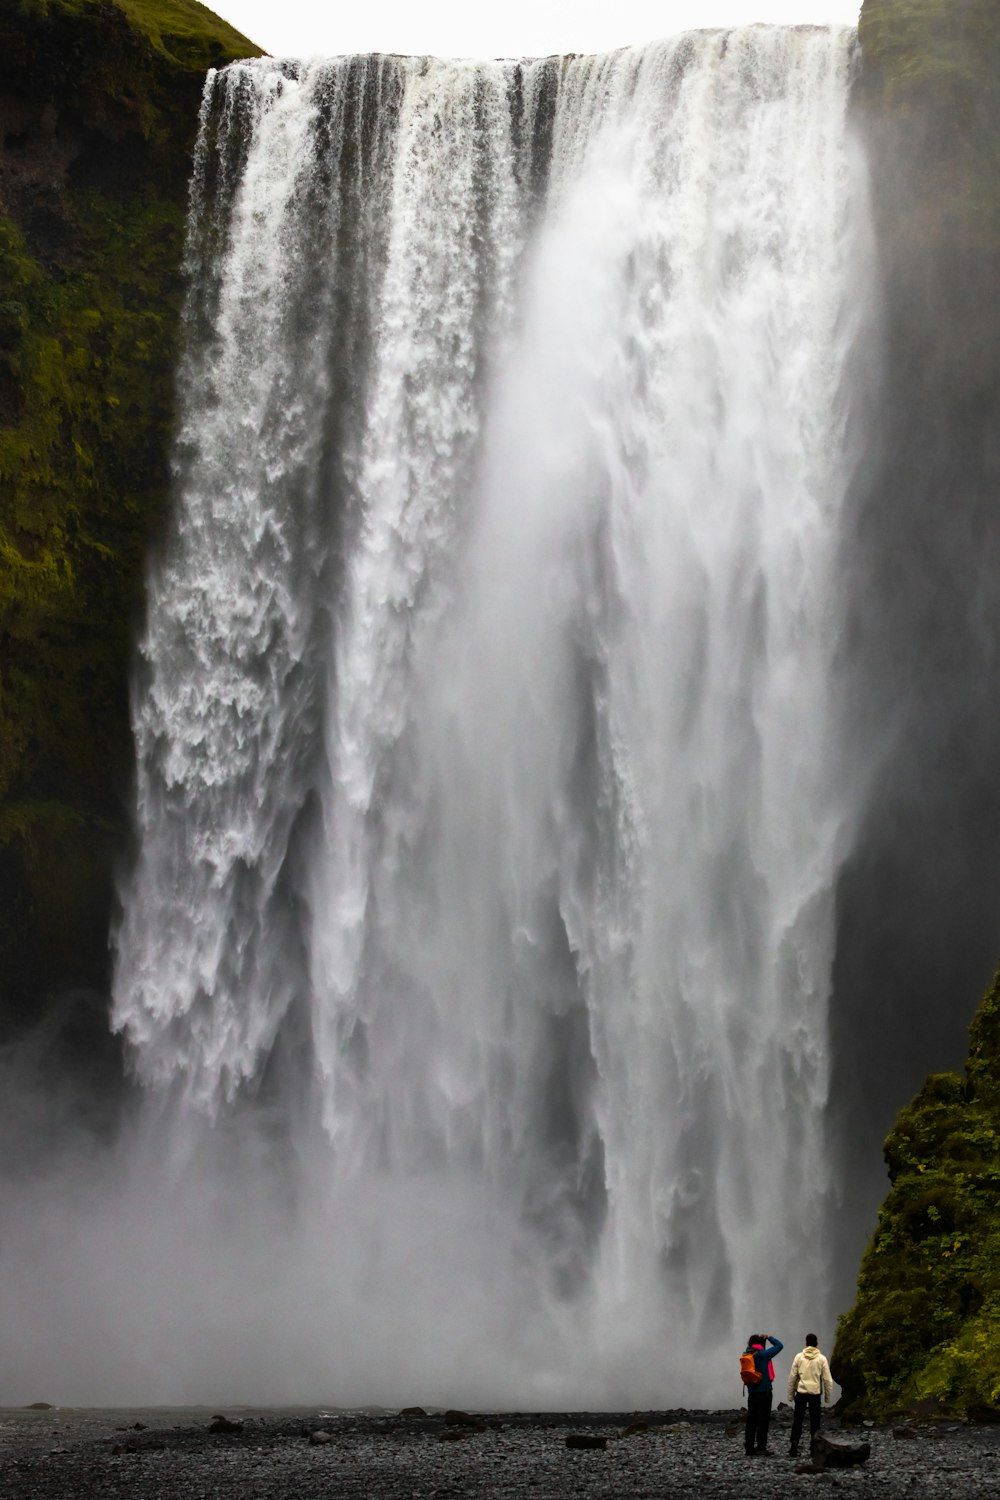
[
  {"xmin": 831, "ymin": 0, "xmax": 1000, "ymax": 1416},
  {"xmin": 834, "ymin": 972, "xmax": 1000, "ymax": 1417},
  {"xmin": 0, "ymin": 0, "xmax": 261, "ymax": 1032},
  {"xmin": 828, "ymin": 0, "xmax": 1000, "ymax": 1314}
]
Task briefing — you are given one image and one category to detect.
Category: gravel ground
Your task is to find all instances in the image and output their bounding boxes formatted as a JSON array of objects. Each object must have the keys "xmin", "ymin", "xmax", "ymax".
[{"xmin": 3, "ymin": 1404, "xmax": 1000, "ymax": 1499}]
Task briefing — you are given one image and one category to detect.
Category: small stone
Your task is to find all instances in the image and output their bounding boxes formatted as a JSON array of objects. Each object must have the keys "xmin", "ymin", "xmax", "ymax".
[
  {"xmin": 566, "ymin": 1432, "xmax": 608, "ymax": 1450},
  {"xmin": 892, "ymin": 1425, "xmax": 920, "ymax": 1440},
  {"xmin": 309, "ymin": 1429, "xmax": 333, "ymax": 1445}
]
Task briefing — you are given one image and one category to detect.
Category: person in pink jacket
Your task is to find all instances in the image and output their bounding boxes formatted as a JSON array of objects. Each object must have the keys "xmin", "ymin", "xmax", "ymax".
[{"xmin": 787, "ymin": 1333, "xmax": 834, "ymax": 1457}]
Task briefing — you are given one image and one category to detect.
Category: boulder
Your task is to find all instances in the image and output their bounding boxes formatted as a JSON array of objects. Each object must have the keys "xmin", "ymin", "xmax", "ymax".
[
  {"xmin": 444, "ymin": 1409, "xmax": 486, "ymax": 1430},
  {"xmin": 811, "ymin": 1431, "xmax": 871, "ymax": 1469},
  {"xmin": 566, "ymin": 1433, "xmax": 608, "ymax": 1450},
  {"xmin": 308, "ymin": 1429, "xmax": 333, "ymax": 1446},
  {"xmin": 208, "ymin": 1415, "xmax": 243, "ymax": 1434}
]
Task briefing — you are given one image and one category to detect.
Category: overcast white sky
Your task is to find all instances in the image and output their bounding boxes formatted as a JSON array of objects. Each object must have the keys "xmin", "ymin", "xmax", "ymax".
[{"xmin": 211, "ymin": 0, "xmax": 861, "ymax": 62}]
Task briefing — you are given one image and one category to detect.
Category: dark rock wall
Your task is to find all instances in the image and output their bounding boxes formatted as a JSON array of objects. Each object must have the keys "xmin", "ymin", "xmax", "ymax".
[
  {"xmin": 0, "ymin": 0, "xmax": 261, "ymax": 1033},
  {"xmin": 828, "ymin": 0, "xmax": 1000, "ymax": 1292},
  {"xmin": 831, "ymin": 0, "xmax": 1000, "ymax": 1408}
]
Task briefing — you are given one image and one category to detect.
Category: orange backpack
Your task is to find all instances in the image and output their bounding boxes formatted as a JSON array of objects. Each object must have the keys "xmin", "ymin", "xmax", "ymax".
[{"xmin": 740, "ymin": 1350, "xmax": 762, "ymax": 1387}]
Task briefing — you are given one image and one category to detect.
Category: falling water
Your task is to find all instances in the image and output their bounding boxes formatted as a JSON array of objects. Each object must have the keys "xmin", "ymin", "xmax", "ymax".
[{"xmin": 111, "ymin": 26, "xmax": 873, "ymax": 1406}]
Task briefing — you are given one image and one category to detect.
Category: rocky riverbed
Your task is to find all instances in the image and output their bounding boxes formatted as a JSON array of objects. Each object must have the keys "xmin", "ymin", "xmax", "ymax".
[{"xmin": 3, "ymin": 1403, "xmax": 1000, "ymax": 1498}]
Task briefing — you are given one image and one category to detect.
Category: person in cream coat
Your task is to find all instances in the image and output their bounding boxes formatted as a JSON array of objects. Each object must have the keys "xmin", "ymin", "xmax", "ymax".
[{"xmin": 787, "ymin": 1334, "xmax": 834, "ymax": 1457}]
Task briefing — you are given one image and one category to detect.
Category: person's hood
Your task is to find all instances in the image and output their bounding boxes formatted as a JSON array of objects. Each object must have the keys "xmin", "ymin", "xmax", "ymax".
[{"xmin": 801, "ymin": 1345, "xmax": 822, "ymax": 1361}]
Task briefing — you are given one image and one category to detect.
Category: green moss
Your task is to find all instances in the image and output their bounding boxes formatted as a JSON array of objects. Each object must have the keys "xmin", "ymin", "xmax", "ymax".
[
  {"xmin": 835, "ymin": 970, "xmax": 1000, "ymax": 1418},
  {"xmin": 859, "ymin": 0, "xmax": 1000, "ymax": 250},
  {"xmin": 0, "ymin": 0, "xmax": 262, "ymax": 1024},
  {"xmin": 114, "ymin": 0, "xmax": 260, "ymax": 68}
]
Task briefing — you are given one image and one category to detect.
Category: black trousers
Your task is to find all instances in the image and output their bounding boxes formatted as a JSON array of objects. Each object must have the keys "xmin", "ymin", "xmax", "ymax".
[
  {"xmin": 789, "ymin": 1392, "xmax": 821, "ymax": 1453},
  {"xmin": 744, "ymin": 1389, "xmax": 772, "ymax": 1453}
]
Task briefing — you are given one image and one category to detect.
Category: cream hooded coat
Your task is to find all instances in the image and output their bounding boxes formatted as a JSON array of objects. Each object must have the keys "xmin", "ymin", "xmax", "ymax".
[{"xmin": 787, "ymin": 1345, "xmax": 834, "ymax": 1402}]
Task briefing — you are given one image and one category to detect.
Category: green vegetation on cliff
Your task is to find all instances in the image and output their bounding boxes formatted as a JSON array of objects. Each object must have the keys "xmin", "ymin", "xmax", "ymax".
[
  {"xmin": 831, "ymin": 0, "xmax": 1000, "ymax": 1420},
  {"xmin": 0, "ymin": 0, "xmax": 261, "ymax": 1026},
  {"xmin": 834, "ymin": 971, "xmax": 1000, "ymax": 1417},
  {"xmin": 858, "ymin": 0, "xmax": 1000, "ymax": 248}
]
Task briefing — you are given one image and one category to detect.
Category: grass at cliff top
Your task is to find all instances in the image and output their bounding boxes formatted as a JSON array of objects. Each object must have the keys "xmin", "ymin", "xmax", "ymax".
[{"xmin": 115, "ymin": 0, "xmax": 263, "ymax": 65}]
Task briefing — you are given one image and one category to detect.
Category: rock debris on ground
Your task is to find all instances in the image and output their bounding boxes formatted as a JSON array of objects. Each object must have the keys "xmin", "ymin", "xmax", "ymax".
[{"xmin": 3, "ymin": 1404, "xmax": 1000, "ymax": 1498}]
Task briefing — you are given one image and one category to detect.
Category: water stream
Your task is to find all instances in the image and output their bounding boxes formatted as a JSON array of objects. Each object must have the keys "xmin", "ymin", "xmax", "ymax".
[{"xmin": 110, "ymin": 26, "xmax": 874, "ymax": 1405}]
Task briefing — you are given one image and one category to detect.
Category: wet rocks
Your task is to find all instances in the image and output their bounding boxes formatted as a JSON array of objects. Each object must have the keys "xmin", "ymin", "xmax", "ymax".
[{"xmin": 9, "ymin": 1404, "xmax": 1000, "ymax": 1499}]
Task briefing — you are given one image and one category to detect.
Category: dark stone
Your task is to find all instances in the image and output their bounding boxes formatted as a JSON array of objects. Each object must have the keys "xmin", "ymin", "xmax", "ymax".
[
  {"xmin": 399, "ymin": 1406, "xmax": 428, "ymax": 1417},
  {"xmin": 566, "ymin": 1433, "xmax": 608, "ymax": 1450},
  {"xmin": 621, "ymin": 1421, "xmax": 649, "ymax": 1436},
  {"xmin": 308, "ymin": 1429, "xmax": 333, "ymax": 1446},
  {"xmin": 892, "ymin": 1425, "xmax": 920, "ymax": 1440},
  {"xmin": 810, "ymin": 1431, "xmax": 871, "ymax": 1469},
  {"xmin": 439, "ymin": 1429, "xmax": 469, "ymax": 1442},
  {"xmin": 208, "ymin": 1415, "xmax": 243, "ymax": 1434},
  {"xmin": 444, "ymin": 1410, "xmax": 486, "ymax": 1431},
  {"xmin": 969, "ymin": 1404, "xmax": 1000, "ymax": 1424}
]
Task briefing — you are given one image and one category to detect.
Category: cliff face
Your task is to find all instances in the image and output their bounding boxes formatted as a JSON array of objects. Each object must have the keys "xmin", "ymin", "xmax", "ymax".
[
  {"xmin": 827, "ymin": 0, "xmax": 1000, "ymax": 1306},
  {"xmin": 0, "ymin": 0, "xmax": 261, "ymax": 1031},
  {"xmin": 832, "ymin": 0, "xmax": 1000, "ymax": 1414}
]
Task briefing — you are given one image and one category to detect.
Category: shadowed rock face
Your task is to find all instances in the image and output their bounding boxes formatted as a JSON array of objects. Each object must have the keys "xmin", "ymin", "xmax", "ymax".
[
  {"xmin": 828, "ymin": 0, "xmax": 1000, "ymax": 1306},
  {"xmin": 0, "ymin": 0, "xmax": 261, "ymax": 1035}
]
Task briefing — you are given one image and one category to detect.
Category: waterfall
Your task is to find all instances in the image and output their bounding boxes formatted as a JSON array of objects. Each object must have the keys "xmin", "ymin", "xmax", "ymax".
[{"xmin": 111, "ymin": 26, "xmax": 873, "ymax": 1406}]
